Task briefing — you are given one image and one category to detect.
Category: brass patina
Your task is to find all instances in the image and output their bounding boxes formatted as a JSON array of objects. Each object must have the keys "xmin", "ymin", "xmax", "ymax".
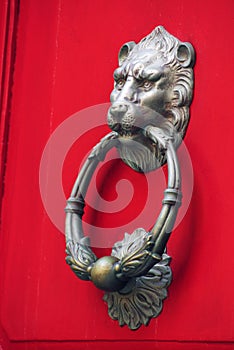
[
  {"xmin": 65, "ymin": 26, "xmax": 195, "ymax": 330},
  {"xmin": 107, "ymin": 26, "xmax": 194, "ymax": 172}
]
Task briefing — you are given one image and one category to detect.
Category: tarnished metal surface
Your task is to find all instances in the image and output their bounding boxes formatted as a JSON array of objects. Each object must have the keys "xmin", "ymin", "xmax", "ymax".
[
  {"xmin": 107, "ymin": 25, "xmax": 195, "ymax": 172},
  {"xmin": 65, "ymin": 26, "xmax": 195, "ymax": 330}
]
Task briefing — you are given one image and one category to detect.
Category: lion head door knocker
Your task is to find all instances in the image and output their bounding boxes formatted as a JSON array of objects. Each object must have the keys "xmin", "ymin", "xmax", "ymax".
[{"xmin": 65, "ymin": 26, "xmax": 195, "ymax": 330}]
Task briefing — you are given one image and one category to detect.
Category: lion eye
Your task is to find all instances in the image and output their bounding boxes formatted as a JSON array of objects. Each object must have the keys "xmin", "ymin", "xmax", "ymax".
[
  {"xmin": 142, "ymin": 80, "xmax": 153, "ymax": 90},
  {"xmin": 115, "ymin": 79, "xmax": 125, "ymax": 90}
]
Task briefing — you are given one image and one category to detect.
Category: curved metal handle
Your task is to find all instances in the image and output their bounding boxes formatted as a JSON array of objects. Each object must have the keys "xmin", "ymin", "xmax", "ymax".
[
  {"xmin": 64, "ymin": 25, "xmax": 195, "ymax": 330},
  {"xmin": 65, "ymin": 127, "xmax": 181, "ymax": 280}
]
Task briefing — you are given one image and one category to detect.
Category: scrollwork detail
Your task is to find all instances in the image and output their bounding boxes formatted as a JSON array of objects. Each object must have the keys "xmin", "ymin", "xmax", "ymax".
[
  {"xmin": 103, "ymin": 252, "xmax": 172, "ymax": 330},
  {"xmin": 112, "ymin": 228, "xmax": 159, "ymax": 278},
  {"xmin": 88, "ymin": 131, "xmax": 118, "ymax": 161},
  {"xmin": 65, "ymin": 237, "xmax": 97, "ymax": 281},
  {"xmin": 102, "ymin": 229, "xmax": 172, "ymax": 330}
]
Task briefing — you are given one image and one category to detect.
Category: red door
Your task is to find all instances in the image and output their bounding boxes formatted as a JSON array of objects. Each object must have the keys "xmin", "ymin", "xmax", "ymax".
[{"xmin": 0, "ymin": 0, "xmax": 234, "ymax": 349}]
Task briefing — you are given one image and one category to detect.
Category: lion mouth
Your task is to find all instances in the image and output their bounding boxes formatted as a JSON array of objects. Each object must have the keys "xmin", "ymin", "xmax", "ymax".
[
  {"xmin": 117, "ymin": 126, "xmax": 142, "ymax": 138},
  {"xmin": 119, "ymin": 130, "xmax": 134, "ymax": 137}
]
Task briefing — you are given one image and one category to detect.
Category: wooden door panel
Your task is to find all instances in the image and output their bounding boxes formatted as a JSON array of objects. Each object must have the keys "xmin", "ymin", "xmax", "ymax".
[{"xmin": 0, "ymin": 0, "xmax": 234, "ymax": 348}]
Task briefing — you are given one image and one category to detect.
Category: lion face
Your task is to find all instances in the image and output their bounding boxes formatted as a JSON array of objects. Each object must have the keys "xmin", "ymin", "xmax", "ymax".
[
  {"xmin": 107, "ymin": 26, "xmax": 195, "ymax": 172},
  {"xmin": 108, "ymin": 51, "xmax": 173, "ymax": 135}
]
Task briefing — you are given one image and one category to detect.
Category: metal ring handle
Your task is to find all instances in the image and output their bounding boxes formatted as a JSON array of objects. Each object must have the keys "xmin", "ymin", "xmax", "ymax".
[{"xmin": 65, "ymin": 126, "xmax": 181, "ymax": 292}]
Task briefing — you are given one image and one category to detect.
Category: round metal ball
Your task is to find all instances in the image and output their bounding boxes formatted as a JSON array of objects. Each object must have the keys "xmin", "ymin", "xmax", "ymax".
[{"xmin": 90, "ymin": 256, "xmax": 126, "ymax": 292}]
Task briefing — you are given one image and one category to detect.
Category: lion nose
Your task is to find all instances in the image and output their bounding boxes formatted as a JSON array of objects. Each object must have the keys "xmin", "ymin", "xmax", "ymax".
[
  {"xmin": 108, "ymin": 103, "xmax": 129, "ymax": 131},
  {"xmin": 124, "ymin": 91, "xmax": 138, "ymax": 103},
  {"xmin": 109, "ymin": 104, "xmax": 128, "ymax": 119}
]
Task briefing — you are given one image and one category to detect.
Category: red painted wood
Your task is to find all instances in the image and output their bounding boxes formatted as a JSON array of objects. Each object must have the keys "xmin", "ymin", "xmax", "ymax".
[
  {"xmin": 7, "ymin": 341, "xmax": 234, "ymax": 350},
  {"xmin": 0, "ymin": 1, "xmax": 19, "ymax": 349},
  {"xmin": 0, "ymin": 0, "xmax": 19, "ymax": 206},
  {"xmin": 0, "ymin": 0, "xmax": 234, "ymax": 348}
]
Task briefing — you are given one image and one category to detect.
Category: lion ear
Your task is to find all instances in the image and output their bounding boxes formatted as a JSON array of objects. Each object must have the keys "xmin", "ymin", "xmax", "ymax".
[
  {"xmin": 118, "ymin": 41, "xmax": 136, "ymax": 66},
  {"xmin": 176, "ymin": 42, "xmax": 195, "ymax": 68}
]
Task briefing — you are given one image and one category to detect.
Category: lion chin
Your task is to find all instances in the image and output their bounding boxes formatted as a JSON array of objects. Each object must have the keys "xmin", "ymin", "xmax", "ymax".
[{"xmin": 116, "ymin": 131, "xmax": 166, "ymax": 173}]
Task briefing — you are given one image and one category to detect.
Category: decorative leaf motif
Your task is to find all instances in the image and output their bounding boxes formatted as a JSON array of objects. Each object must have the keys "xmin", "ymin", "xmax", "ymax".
[
  {"xmin": 104, "ymin": 229, "xmax": 172, "ymax": 329},
  {"xmin": 112, "ymin": 228, "xmax": 150, "ymax": 258},
  {"xmin": 65, "ymin": 238, "xmax": 97, "ymax": 281},
  {"xmin": 88, "ymin": 131, "xmax": 118, "ymax": 160},
  {"xmin": 103, "ymin": 253, "xmax": 172, "ymax": 330},
  {"xmin": 112, "ymin": 228, "xmax": 155, "ymax": 278}
]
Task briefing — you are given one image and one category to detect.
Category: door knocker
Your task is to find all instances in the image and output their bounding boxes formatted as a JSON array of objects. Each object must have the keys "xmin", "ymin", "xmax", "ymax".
[{"xmin": 65, "ymin": 26, "xmax": 195, "ymax": 330}]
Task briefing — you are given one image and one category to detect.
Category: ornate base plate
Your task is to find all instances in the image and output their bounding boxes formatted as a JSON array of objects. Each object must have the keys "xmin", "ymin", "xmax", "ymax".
[{"xmin": 103, "ymin": 231, "xmax": 172, "ymax": 330}]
